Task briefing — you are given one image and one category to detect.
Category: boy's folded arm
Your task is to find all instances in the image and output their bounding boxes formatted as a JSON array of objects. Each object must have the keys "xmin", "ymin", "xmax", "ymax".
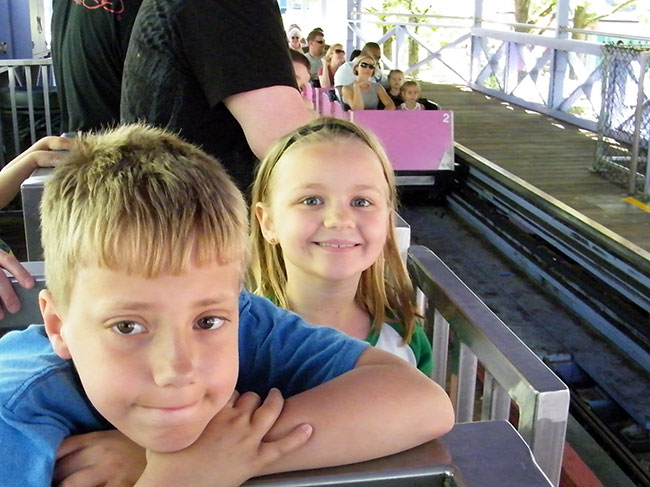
[{"xmin": 259, "ymin": 345, "xmax": 455, "ymax": 475}]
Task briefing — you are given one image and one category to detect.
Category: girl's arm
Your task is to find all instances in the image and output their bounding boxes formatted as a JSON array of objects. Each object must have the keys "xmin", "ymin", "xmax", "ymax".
[
  {"xmin": 377, "ymin": 85, "xmax": 395, "ymax": 110},
  {"xmin": 260, "ymin": 345, "xmax": 454, "ymax": 473},
  {"xmin": 318, "ymin": 63, "xmax": 332, "ymax": 88},
  {"xmin": 0, "ymin": 136, "xmax": 73, "ymax": 209}
]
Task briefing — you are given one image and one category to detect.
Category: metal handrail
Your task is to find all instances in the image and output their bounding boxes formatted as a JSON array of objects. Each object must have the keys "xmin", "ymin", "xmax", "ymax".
[{"xmin": 407, "ymin": 245, "xmax": 569, "ymax": 486}]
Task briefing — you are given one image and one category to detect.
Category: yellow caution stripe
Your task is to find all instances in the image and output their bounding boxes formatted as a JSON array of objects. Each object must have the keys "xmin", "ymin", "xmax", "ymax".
[{"xmin": 623, "ymin": 196, "xmax": 650, "ymax": 213}]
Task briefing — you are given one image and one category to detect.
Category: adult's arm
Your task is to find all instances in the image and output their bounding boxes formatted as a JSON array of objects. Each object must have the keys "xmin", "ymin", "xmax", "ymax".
[
  {"xmin": 224, "ymin": 86, "xmax": 316, "ymax": 159},
  {"xmin": 342, "ymin": 83, "xmax": 366, "ymax": 111},
  {"xmin": 377, "ymin": 85, "xmax": 396, "ymax": 110},
  {"xmin": 319, "ymin": 64, "xmax": 332, "ymax": 88}
]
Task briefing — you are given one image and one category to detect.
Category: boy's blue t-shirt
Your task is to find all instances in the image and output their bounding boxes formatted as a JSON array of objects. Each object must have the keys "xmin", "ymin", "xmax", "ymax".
[{"xmin": 0, "ymin": 290, "xmax": 368, "ymax": 487}]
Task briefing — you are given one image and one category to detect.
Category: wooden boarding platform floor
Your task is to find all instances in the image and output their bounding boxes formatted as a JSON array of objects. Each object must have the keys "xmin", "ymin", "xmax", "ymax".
[{"xmin": 420, "ymin": 83, "xmax": 650, "ymax": 256}]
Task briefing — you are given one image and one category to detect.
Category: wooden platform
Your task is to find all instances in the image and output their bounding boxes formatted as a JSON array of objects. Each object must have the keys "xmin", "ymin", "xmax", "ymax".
[{"xmin": 420, "ymin": 83, "xmax": 650, "ymax": 255}]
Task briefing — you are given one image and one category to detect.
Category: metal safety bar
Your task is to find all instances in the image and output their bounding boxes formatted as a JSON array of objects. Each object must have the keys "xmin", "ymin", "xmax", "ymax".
[{"xmin": 407, "ymin": 244, "xmax": 569, "ymax": 487}]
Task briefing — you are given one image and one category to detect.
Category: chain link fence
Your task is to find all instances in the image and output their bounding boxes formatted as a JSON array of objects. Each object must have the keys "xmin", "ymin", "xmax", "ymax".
[{"xmin": 595, "ymin": 45, "xmax": 650, "ymax": 196}]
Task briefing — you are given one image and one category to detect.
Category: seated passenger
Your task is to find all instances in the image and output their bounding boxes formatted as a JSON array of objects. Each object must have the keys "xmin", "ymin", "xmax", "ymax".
[
  {"xmin": 304, "ymin": 29, "xmax": 326, "ymax": 87},
  {"xmin": 318, "ymin": 43, "xmax": 346, "ymax": 88},
  {"xmin": 0, "ymin": 136, "xmax": 74, "ymax": 320},
  {"xmin": 387, "ymin": 69, "xmax": 404, "ymax": 106},
  {"xmin": 250, "ymin": 117, "xmax": 433, "ymax": 375},
  {"xmin": 334, "ymin": 42, "xmax": 388, "ymax": 102},
  {"xmin": 287, "ymin": 26, "xmax": 304, "ymax": 51},
  {"xmin": 399, "ymin": 80, "xmax": 425, "ymax": 111},
  {"xmin": 289, "ymin": 49, "xmax": 315, "ymax": 110},
  {"xmin": 341, "ymin": 56, "xmax": 395, "ymax": 111},
  {"xmin": 0, "ymin": 124, "xmax": 454, "ymax": 486}
]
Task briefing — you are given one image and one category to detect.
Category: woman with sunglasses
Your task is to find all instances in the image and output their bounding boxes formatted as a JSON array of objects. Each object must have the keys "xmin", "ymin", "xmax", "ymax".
[
  {"xmin": 318, "ymin": 43, "xmax": 347, "ymax": 88},
  {"xmin": 341, "ymin": 55, "xmax": 395, "ymax": 111}
]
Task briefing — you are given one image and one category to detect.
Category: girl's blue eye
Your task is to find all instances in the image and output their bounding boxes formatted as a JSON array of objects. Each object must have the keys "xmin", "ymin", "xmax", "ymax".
[
  {"xmin": 195, "ymin": 316, "xmax": 226, "ymax": 330},
  {"xmin": 112, "ymin": 321, "xmax": 146, "ymax": 335},
  {"xmin": 301, "ymin": 196, "xmax": 322, "ymax": 206},
  {"xmin": 351, "ymin": 198, "xmax": 371, "ymax": 207}
]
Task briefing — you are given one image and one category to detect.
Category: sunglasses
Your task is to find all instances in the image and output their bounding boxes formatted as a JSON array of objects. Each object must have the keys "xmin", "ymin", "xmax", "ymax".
[
  {"xmin": 359, "ymin": 62, "xmax": 375, "ymax": 69},
  {"xmin": 334, "ymin": 49, "xmax": 345, "ymax": 54},
  {"xmin": 291, "ymin": 36, "xmax": 300, "ymax": 39},
  {"xmin": 313, "ymin": 40, "xmax": 325, "ymax": 44}
]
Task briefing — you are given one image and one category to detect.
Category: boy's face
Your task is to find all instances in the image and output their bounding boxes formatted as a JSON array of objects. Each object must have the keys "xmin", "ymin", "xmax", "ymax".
[
  {"xmin": 41, "ymin": 258, "xmax": 241, "ymax": 453},
  {"xmin": 389, "ymin": 73, "xmax": 404, "ymax": 91}
]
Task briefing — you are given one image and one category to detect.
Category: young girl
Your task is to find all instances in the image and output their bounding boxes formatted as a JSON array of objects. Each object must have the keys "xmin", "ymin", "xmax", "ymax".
[
  {"xmin": 399, "ymin": 80, "xmax": 425, "ymax": 111},
  {"xmin": 387, "ymin": 69, "xmax": 405, "ymax": 106},
  {"xmin": 249, "ymin": 117, "xmax": 433, "ymax": 374}
]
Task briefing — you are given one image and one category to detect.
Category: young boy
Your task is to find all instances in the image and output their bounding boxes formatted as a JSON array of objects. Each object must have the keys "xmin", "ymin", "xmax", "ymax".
[
  {"xmin": 387, "ymin": 69, "xmax": 405, "ymax": 106},
  {"xmin": 0, "ymin": 124, "xmax": 454, "ymax": 486},
  {"xmin": 399, "ymin": 80, "xmax": 425, "ymax": 111}
]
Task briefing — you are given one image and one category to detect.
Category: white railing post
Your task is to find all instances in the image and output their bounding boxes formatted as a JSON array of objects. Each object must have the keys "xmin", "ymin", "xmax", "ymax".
[{"xmin": 549, "ymin": 0, "xmax": 569, "ymax": 109}]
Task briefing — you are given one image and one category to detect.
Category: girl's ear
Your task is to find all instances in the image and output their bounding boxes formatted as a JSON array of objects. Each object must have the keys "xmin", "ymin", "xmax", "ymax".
[
  {"xmin": 40, "ymin": 289, "xmax": 71, "ymax": 360},
  {"xmin": 255, "ymin": 202, "xmax": 277, "ymax": 244}
]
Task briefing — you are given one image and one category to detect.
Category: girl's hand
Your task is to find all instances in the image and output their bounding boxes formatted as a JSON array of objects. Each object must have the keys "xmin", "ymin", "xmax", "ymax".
[
  {"xmin": 137, "ymin": 389, "xmax": 313, "ymax": 487},
  {"xmin": 54, "ymin": 430, "xmax": 146, "ymax": 487}
]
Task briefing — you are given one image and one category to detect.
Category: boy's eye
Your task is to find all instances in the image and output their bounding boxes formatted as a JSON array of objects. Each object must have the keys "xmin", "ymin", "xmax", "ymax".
[
  {"xmin": 195, "ymin": 316, "xmax": 226, "ymax": 330},
  {"xmin": 300, "ymin": 196, "xmax": 323, "ymax": 206},
  {"xmin": 112, "ymin": 321, "xmax": 146, "ymax": 335},
  {"xmin": 351, "ymin": 198, "xmax": 371, "ymax": 207}
]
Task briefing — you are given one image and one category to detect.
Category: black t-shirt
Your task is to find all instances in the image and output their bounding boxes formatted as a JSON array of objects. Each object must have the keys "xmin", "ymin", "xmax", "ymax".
[
  {"xmin": 121, "ymin": 0, "xmax": 296, "ymax": 191},
  {"xmin": 51, "ymin": 0, "xmax": 142, "ymax": 132}
]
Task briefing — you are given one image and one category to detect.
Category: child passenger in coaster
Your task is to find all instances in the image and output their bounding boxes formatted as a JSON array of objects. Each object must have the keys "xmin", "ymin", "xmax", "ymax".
[
  {"xmin": 250, "ymin": 117, "xmax": 434, "ymax": 375},
  {"xmin": 0, "ymin": 123, "xmax": 454, "ymax": 487},
  {"xmin": 399, "ymin": 80, "xmax": 425, "ymax": 111}
]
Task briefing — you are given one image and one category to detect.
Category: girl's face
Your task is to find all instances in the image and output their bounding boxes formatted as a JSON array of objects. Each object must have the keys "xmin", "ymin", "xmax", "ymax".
[
  {"xmin": 402, "ymin": 86, "xmax": 420, "ymax": 104},
  {"xmin": 389, "ymin": 73, "xmax": 404, "ymax": 91},
  {"xmin": 257, "ymin": 139, "xmax": 390, "ymax": 286}
]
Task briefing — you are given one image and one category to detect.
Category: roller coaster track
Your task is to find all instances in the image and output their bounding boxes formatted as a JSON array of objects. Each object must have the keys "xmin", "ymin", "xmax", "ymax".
[{"xmin": 448, "ymin": 143, "xmax": 650, "ymax": 486}]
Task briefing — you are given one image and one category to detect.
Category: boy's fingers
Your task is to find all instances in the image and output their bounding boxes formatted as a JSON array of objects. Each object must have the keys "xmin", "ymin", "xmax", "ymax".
[
  {"xmin": 259, "ymin": 423, "xmax": 313, "ymax": 462},
  {"xmin": 234, "ymin": 391, "xmax": 262, "ymax": 412},
  {"xmin": 251, "ymin": 388, "xmax": 284, "ymax": 430},
  {"xmin": 55, "ymin": 433, "xmax": 90, "ymax": 460}
]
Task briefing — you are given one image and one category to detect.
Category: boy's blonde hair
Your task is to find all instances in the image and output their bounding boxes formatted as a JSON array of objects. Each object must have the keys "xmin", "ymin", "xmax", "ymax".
[
  {"xmin": 249, "ymin": 117, "xmax": 418, "ymax": 343},
  {"xmin": 41, "ymin": 123, "xmax": 248, "ymax": 311}
]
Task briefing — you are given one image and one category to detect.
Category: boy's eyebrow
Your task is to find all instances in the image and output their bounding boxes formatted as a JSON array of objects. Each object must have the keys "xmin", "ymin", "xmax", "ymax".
[{"xmin": 100, "ymin": 295, "xmax": 236, "ymax": 311}]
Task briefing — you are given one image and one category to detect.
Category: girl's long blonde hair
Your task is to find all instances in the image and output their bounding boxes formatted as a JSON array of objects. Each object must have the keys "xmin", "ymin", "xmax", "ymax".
[{"xmin": 249, "ymin": 117, "xmax": 418, "ymax": 343}]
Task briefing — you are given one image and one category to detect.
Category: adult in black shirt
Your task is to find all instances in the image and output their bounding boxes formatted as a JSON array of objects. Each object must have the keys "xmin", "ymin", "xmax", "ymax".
[
  {"xmin": 121, "ymin": 0, "xmax": 314, "ymax": 192},
  {"xmin": 51, "ymin": 0, "xmax": 143, "ymax": 132}
]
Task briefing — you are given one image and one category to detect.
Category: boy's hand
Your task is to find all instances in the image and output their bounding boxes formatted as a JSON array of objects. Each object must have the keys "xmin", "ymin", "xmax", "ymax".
[
  {"xmin": 53, "ymin": 430, "xmax": 146, "ymax": 487},
  {"xmin": 137, "ymin": 389, "xmax": 313, "ymax": 487},
  {"xmin": 0, "ymin": 249, "xmax": 34, "ymax": 319}
]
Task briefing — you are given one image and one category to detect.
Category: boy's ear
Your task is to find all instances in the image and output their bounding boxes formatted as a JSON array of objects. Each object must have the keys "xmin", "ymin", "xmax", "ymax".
[
  {"xmin": 39, "ymin": 289, "xmax": 71, "ymax": 360},
  {"xmin": 255, "ymin": 202, "xmax": 277, "ymax": 244}
]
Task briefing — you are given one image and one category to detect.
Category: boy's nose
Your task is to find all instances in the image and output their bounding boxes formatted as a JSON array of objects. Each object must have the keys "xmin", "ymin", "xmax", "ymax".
[{"xmin": 151, "ymin": 328, "xmax": 196, "ymax": 387}]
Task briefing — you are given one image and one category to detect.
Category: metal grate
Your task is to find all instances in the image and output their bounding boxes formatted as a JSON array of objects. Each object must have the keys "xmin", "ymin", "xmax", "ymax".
[{"xmin": 596, "ymin": 45, "xmax": 650, "ymax": 196}]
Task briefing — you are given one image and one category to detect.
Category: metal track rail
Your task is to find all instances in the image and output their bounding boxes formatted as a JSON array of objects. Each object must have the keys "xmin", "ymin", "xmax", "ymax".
[
  {"xmin": 451, "ymin": 143, "xmax": 650, "ymax": 374},
  {"xmin": 448, "ymin": 142, "xmax": 650, "ymax": 483}
]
